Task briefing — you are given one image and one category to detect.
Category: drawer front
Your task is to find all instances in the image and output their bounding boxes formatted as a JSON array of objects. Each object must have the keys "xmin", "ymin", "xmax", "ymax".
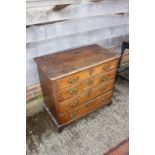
[
  {"xmin": 56, "ymin": 59, "xmax": 119, "ymax": 91},
  {"xmin": 58, "ymin": 80, "xmax": 114, "ymax": 113},
  {"xmin": 57, "ymin": 70, "xmax": 116, "ymax": 102},
  {"xmin": 59, "ymin": 90, "xmax": 113, "ymax": 124}
]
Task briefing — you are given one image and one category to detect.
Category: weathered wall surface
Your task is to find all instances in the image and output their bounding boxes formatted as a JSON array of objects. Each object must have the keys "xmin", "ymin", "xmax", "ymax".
[
  {"xmin": 26, "ymin": 0, "xmax": 129, "ymax": 116},
  {"xmin": 26, "ymin": 0, "xmax": 129, "ymax": 88}
]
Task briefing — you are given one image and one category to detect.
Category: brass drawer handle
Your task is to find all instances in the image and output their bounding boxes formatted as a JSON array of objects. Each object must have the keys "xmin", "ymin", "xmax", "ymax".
[
  {"xmin": 70, "ymin": 112, "xmax": 77, "ymax": 119},
  {"xmin": 68, "ymin": 88, "xmax": 77, "ymax": 95},
  {"xmin": 103, "ymin": 64, "xmax": 110, "ymax": 71},
  {"xmin": 68, "ymin": 76, "xmax": 79, "ymax": 84},
  {"xmin": 69, "ymin": 100, "xmax": 79, "ymax": 108}
]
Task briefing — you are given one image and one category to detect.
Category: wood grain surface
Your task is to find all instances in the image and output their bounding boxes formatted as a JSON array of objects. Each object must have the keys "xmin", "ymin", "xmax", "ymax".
[
  {"xmin": 35, "ymin": 44, "xmax": 120, "ymax": 130},
  {"xmin": 35, "ymin": 44, "xmax": 120, "ymax": 80},
  {"xmin": 59, "ymin": 90, "xmax": 113, "ymax": 124},
  {"xmin": 58, "ymin": 80, "xmax": 115, "ymax": 112}
]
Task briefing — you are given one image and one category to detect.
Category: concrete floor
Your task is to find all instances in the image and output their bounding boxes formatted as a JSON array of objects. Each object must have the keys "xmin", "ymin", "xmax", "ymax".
[{"xmin": 26, "ymin": 76, "xmax": 129, "ymax": 155}]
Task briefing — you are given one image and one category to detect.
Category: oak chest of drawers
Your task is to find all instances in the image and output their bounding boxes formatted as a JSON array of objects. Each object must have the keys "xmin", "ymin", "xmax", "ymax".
[{"xmin": 35, "ymin": 44, "xmax": 120, "ymax": 132}]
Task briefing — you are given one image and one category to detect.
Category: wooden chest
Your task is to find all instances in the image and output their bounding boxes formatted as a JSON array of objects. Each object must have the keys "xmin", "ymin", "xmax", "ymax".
[{"xmin": 35, "ymin": 44, "xmax": 120, "ymax": 132}]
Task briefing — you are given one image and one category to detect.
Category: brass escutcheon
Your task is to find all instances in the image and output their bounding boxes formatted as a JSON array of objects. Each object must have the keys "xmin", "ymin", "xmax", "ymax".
[
  {"xmin": 69, "ymin": 100, "xmax": 79, "ymax": 108},
  {"xmin": 100, "ymin": 98, "xmax": 105, "ymax": 104}
]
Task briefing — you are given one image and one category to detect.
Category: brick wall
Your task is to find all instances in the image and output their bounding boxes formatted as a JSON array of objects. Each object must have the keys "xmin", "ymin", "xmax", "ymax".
[
  {"xmin": 26, "ymin": 83, "xmax": 44, "ymax": 117},
  {"xmin": 26, "ymin": 83, "xmax": 42, "ymax": 102}
]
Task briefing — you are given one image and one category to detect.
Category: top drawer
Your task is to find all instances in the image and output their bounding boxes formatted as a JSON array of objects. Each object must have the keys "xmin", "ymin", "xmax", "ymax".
[{"xmin": 56, "ymin": 59, "xmax": 119, "ymax": 91}]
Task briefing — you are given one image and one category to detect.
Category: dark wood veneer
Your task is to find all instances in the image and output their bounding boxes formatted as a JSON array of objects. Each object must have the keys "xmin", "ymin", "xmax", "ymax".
[{"xmin": 35, "ymin": 44, "xmax": 120, "ymax": 132}]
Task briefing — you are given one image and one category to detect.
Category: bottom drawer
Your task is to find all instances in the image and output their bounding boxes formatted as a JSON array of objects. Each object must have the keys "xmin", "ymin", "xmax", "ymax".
[{"xmin": 59, "ymin": 90, "xmax": 113, "ymax": 124}]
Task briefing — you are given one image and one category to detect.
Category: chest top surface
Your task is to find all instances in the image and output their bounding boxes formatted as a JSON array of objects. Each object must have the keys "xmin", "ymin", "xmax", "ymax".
[{"xmin": 35, "ymin": 44, "xmax": 120, "ymax": 80}]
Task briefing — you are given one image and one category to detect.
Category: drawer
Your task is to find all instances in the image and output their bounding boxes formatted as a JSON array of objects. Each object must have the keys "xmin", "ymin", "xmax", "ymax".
[
  {"xmin": 59, "ymin": 90, "xmax": 113, "ymax": 124},
  {"xmin": 56, "ymin": 59, "xmax": 119, "ymax": 91},
  {"xmin": 57, "ymin": 70, "xmax": 116, "ymax": 102},
  {"xmin": 58, "ymin": 80, "xmax": 114, "ymax": 113}
]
